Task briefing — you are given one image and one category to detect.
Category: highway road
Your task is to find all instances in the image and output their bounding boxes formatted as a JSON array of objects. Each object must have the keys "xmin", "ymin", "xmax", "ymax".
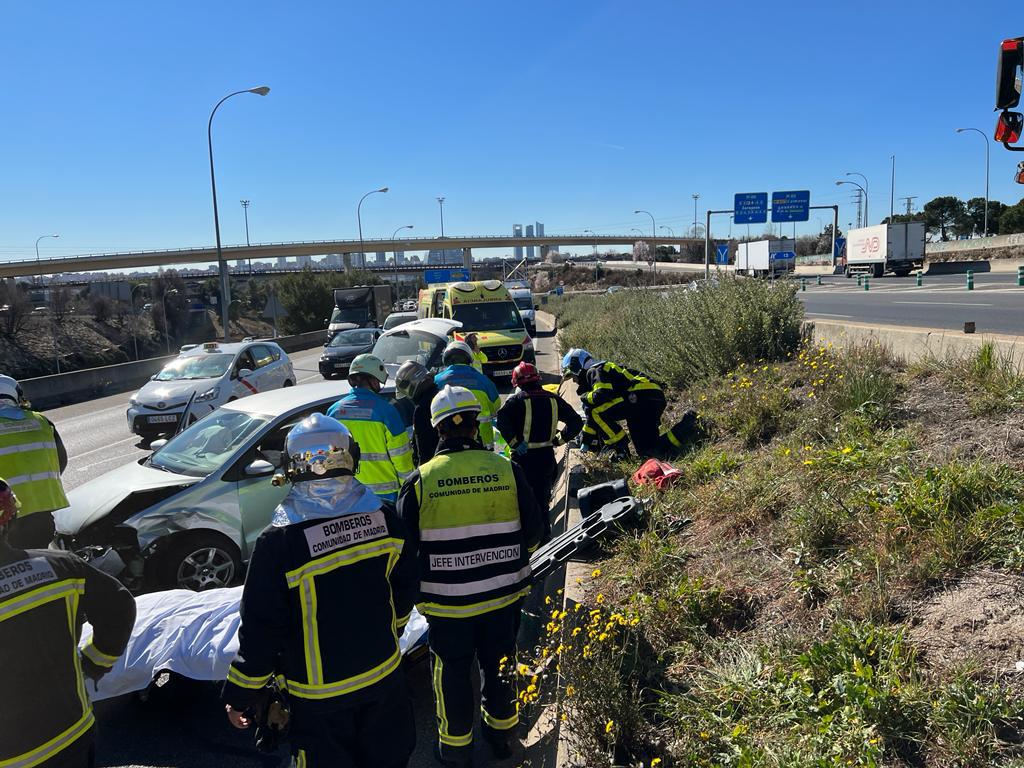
[
  {"xmin": 798, "ymin": 272, "xmax": 1024, "ymax": 335},
  {"xmin": 49, "ymin": 317, "xmax": 561, "ymax": 768}
]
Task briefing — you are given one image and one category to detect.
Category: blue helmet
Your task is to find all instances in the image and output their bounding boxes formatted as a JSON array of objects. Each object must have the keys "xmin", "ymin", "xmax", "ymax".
[{"xmin": 561, "ymin": 348, "xmax": 595, "ymax": 377}]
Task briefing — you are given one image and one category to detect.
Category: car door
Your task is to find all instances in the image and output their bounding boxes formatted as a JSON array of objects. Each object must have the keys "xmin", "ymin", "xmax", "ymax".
[
  {"xmin": 250, "ymin": 344, "xmax": 281, "ymax": 389},
  {"xmin": 229, "ymin": 404, "xmax": 328, "ymax": 558},
  {"xmin": 232, "ymin": 349, "xmax": 261, "ymax": 397}
]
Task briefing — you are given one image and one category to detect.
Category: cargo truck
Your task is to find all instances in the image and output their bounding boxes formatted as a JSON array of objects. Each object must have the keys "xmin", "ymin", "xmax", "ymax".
[
  {"xmin": 735, "ymin": 238, "xmax": 796, "ymax": 278},
  {"xmin": 843, "ymin": 222, "xmax": 925, "ymax": 278},
  {"xmin": 327, "ymin": 285, "xmax": 393, "ymax": 341}
]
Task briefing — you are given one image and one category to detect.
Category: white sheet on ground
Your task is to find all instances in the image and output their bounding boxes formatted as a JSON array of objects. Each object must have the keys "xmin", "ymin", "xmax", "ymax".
[{"xmin": 79, "ymin": 586, "xmax": 429, "ymax": 701}]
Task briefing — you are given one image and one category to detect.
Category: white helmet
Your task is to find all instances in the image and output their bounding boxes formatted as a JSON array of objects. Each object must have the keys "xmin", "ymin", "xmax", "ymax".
[
  {"xmin": 348, "ymin": 354, "xmax": 388, "ymax": 385},
  {"xmin": 0, "ymin": 376, "xmax": 21, "ymax": 405},
  {"xmin": 284, "ymin": 413, "xmax": 359, "ymax": 482},
  {"xmin": 442, "ymin": 341, "xmax": 474, "ymax": 366},
  {"xmin": 429, "ymin": 385, "xmax": 482, "ymax": 428}
]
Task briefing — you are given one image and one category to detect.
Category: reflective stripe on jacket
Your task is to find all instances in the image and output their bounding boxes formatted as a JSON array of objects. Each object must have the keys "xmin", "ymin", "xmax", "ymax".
[
  {"xmin": 399, "ymin": 443, "xmax": 539, "ymax": 619},
  {"xmin": 0, "ymin": 412, "xmax": 68, "ymax": 516},
  {"xmin": 471, "ymin": 351, "xmax": 487, "ymax": 374},
  {"xmin": 223, "ymin": 503, "xmax": 417, "ymax": 707},
  {"xmin": 0, "ymin": 546, "xmax": 135, "ymax": 767},
  {"xmin": 581, "ymin": 361, "xmax": 663, "ymax": 409},
  {"xmin": 327, "ymin": 388, "xmax": 415, "ymax": 499},
  {"xmin": 434, "ymin": 366, "xmax": 500, "ymax": 447},
  {"xmin": 496, "ymin": 388, "xmax": 583, "ymax": 451}
]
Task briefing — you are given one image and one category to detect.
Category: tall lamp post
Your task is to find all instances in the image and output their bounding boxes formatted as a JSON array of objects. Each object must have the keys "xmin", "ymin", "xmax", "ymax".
[
  {"xmin": 955, "ymin": 127, "xmax": 991, "ymax": 236},
  {"xmin": 634, "ymin": 209, "xmax": 657, "ymax": 285},
  {"xmin": 436, "ymin": 197, "xmax": 446, "ymax": 237},
  {"xmin": 357, "ymin": 187, "xmax": 389, "ymax": 266},
  {"xmin": 583, "ymin": 229, "xmax": 597, "ymax": 257},
  {"xmin": 691, "ymin": 194, "xmax": 700, "ymax": 236},
  {"xmin": 161, "ymin": 288, "xmax": 179, "ymax": 356},
  {"xmin": 208, "ymin": 86, "xmax": 270, "ymax": 342},
  {"xmin": 836, "ymin": 180, "xmax": 868, "ymax": 228},
  {"xmin": 130, "ymin": 283, "xmax": 147, "ymax": 360},
  {"xmin": 391, "ymin": 224, "xmax": 413, "ymax": 299},
  {"xmin": 659, "ymin": 225, "xmax": 675, "ymax": 258},
  {"xmin": 845, "ymin": 172, "xmax": 870, "ymax": 225},
  {"xmin": 35, "ymin": 234, "xmax": 59, "ymax": 284},
  {"xmin": 240, "ymin": 199, "xmax": 252, "ymax": 274}
]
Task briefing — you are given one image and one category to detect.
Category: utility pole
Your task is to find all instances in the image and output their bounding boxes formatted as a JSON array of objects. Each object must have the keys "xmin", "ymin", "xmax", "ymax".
[
  {"xmin": 899, "ymin": 196, "xmax": 917, "ymax": 216},
  {"xmin": 240, "ymin": 199, "xmax": 252, "ymax": 274},
  {"xmin": 854, "ymin": 190, "xmax": 863, "ymax": 229}
]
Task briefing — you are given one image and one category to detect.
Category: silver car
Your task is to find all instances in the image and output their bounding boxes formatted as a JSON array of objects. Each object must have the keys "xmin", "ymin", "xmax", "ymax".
[{"xmin": 54, "ymin": 381, "xmax": 356, "ymax": 592}]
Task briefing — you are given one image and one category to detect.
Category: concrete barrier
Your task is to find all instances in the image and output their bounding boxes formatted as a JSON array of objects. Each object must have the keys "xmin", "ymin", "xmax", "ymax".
[
  {"xmin": 925, "ymin": 259, "xmax": 992, "ymax": 275},
  {"xmin": 26, "ymin": 329, "xmax": 327, "ymax": 411}
]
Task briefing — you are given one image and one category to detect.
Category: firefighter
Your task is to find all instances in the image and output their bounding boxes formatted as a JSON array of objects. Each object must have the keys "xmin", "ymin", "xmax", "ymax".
[
  {"xmin": 326, "ymin": 354, "xmax": 414, "ymax": 501},
  {"xmin": 0, "ymin": 374, "xmax": 69, "ymax": 548},
  {"xmin": 561, "ymin": 348, "xmax": 666, "ymax": 457},
  {"xmin": 0, "ymin": 476, "xmax": 136, "ymax": 768},
  {"xmin": 395, "ymin": 360, "xmax": 439, "ymax": 464},
  {"xmin": 223, "ymin": 414, "xmax": 418, "ymax": 768},
  {"xmin": 397, "ymin": 386, "xmax": 543, "ymax": 766},
  {"xmin": 496, "ymin": 362, "xmax": 582, "ymax": 540},
  {"xmin": 434, "ymin": 341, "xmax": 500, "ymax": 449},
  {"xmin": 463, "ymin": 333, "xmax": 488, "ymax": 373}
]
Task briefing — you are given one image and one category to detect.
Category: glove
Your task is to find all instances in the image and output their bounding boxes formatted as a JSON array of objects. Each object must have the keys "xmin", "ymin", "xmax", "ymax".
[
  {"xmin": 552, "ymin": 434, "xmax": 564, "ymax": 448},
  {"xmin": 514, "ymin": 441, "xmax": 529, "ymax": 456}
]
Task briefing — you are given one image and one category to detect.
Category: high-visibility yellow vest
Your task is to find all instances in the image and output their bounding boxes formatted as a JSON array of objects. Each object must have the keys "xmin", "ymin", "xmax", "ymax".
[
  {"xmin": 0, "ymin": 411, "xmax": 68, "ymax": 516},
  {"xmin": 415, "ymin": 449, "xmax": 529, "ymax": 618}
]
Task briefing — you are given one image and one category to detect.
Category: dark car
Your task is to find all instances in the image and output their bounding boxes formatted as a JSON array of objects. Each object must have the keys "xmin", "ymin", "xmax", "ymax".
[{"xmin": 318, "ymin": 327, "xmax": 382, "ymax": 379}]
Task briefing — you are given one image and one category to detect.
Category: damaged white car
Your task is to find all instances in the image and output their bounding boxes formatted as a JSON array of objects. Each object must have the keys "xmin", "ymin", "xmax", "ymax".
[{"xmin": 53, "ymin": 381, "xmax": 362, "ymax": 592}]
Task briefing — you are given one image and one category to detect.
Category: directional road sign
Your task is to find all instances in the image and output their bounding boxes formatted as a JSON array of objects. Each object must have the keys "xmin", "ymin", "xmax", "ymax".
[
  {"xmin": 834, "ymin": 237, "xmax": 847, "ymax": 259},
  {"xmin": 734, "ymin": 192, "xmax": 768, "ymax": 224},
  {"xmin": 715, "ymin": 244, "xmax": 730, "ymax": 265},
  {"xmin": 424, "ymin": 268, "xmax": 470, "ymax": 284},
  {"xmin": 770, "ymin": 251, "xmax": 796, "ymax": 261},
  {"xmin": 771, "ymin": 190, "xmax": 810, "ymax": 222}
]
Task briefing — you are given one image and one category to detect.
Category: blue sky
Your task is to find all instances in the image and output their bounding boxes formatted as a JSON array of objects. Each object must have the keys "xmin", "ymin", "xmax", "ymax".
[{"xmin": 0, "ymin": 1, "xmax": 1017, "ymax": 260}]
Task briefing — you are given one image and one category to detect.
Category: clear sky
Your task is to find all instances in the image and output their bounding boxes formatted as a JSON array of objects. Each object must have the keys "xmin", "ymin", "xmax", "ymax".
[{"xmin": 0, "ymin": 1, "xmax": 1018, "ymax": 260}]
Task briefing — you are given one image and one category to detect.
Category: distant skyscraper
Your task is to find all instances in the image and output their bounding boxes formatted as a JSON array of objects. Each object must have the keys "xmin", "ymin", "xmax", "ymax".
[
  {"xmin": 525, "ymin": 225, "xmax": 535, "ymax": 260},
  {"xmin": 513, "ymin": 224, "xmax": 523, "ymax": 261},
  {"xmin": 427, "ymin": 248, "xmax": 463, "ymax": 265},
  {"xmin": 276, "ymin": 257, "xmax": 287, "ymax": 269},
  {"xmin": 235, "ymin": 260, "xmax": 246, "ymax": 271},
  {"xmin": 325, "ymin": 253, "xmax": 342, "ymax": 268},
  {"xmin": 297, "ymin": 255, "xmax": 312, "ymax": 268},
  {"xmin": 535, "ymin": 222, "xmax": 544, "ymax": 237},
  {"xmin": 375, "ymin": 251, "xmax": 386, "ymax": 265}
]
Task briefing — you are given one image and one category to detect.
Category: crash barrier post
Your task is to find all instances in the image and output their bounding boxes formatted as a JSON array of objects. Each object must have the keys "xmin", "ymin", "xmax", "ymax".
[
  {"xmin": 800, "ymin": 277, "xmax": 806, "ymax": 291},
  {"xmin": 967, "ymin": 270, "xmax": 974, "ymax": 291},
  {"xmin": 863, "ymin": 276, "xmax": 870, "ymax": 291},
  {"xmin": 916, "ymin": 272, "xmax": 922, "ymax": 287},
  {"xmin": 816, "ymin": 275, "xmax": 822, "ymax": 286},
  {"xmin": 1018, "ymin": 265, "xmax": 1024, "ymax": 287}
]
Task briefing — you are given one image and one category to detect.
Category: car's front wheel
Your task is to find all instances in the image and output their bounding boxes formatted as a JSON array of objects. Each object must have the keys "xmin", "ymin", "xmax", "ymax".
[
  {"xmin": 156, "ymin": 533, "xmax": 242, "ymax": 591},
  {"xmin": 283, "ymin": 379, "xmax": 294, "ymax": 387}
]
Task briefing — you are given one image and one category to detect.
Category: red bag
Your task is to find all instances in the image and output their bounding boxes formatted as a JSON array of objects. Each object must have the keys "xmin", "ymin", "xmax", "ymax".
[{"xmin": 632, "ymin": 458, "xmax": 683, "ymax": 490}]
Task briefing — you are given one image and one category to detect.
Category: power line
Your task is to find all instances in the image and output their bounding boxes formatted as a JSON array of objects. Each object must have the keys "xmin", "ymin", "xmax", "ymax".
[{"xmin": 899, "ymin": 196, "xmax": 917, "ymax": 216}]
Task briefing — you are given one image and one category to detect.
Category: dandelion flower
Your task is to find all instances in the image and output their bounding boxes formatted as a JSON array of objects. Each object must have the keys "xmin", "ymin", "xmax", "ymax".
[
  {"xmin": 803, "ymin": 459, "xmax": 814, "ymax": 466},
  {"xmin": 565, "ymin": 685, "xmax": 575, "ymax": 697},
  {"xmin": 652, "ymin": 760, "xmax": 662, "ymax": 767},
  {"xmin": 596, "ymin": 593, "xmax": 605, "ymax": 604},
  {"xmin": 591, "ymin": 568, "xmax": 602, "ymax": 578},
  {"xmin": 841, "ymin": 446, "xmax": 853, "ymax": 454},
  {"xmin": 605, "ymin": 720, "xmax": 615, "ymax": 734}
]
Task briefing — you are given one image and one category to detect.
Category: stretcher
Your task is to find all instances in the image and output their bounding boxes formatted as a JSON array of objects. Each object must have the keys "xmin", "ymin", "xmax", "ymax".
[{"xmin": 79, "ymin": 587, "xmax": 429, "ymax": 702}]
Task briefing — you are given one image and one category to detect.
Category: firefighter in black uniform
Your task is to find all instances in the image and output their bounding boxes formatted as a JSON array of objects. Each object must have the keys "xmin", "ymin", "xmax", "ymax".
[
  {"xmin": 395, "ymin": 360, "xmax": 439, "ymax": 464},
  {"xmin": 398, "ymin": 385, "xmax": 543, "ymax": 767},
  {"xmin": 496, "ymin": 362, "xmax": 582, "ymax": 540},
  {"xmin": 222, "ymin": 413, "xmax": 418, "ymax": 768},
  {"xmin": 561, "ymin": 348, "xmax": 667, "ymax": 457},
  {"xmin": 0, "ymin": 477, "xmax": 136, "ymax": 768}
]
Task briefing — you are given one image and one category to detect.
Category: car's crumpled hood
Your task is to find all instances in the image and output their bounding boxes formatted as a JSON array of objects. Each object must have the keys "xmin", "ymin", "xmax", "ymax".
[
  {"xmin": 54, "ymin": 461, "xmax": 200, "ymax": 535},
  {"xmin": 135, "ymin": 378, "xmax": 220, "ymax": 405}
]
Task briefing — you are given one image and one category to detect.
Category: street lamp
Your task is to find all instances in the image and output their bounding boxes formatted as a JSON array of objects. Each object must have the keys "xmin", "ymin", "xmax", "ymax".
[
  {"xmin": 845, "ymin": 172, "xmax": 869, "ymax": 225},
  {"xmin": 34, "ymin": 234, "xmax": 59, "ymax": 283},
  {"xmin": 357, "ymin": 187, "xmax": 389, "ymax": 266},
  {"xmin": 130, "ymin": 283, "xmax": 148, "ymax": 360},
  {"xmin": 634, "ymin": 209, "xmax": 657, "ymax": 285},
  {"xmin": 391, "ymin": 224, "xmax": 413, "ymax": 299},
  {"xmin": 160, "ymin": 288, "xmax": 179, "ymax": 356},
  {"xmin": 955, "ymin": 127, "xmax": 991, "ymax": 236},
  {"xmin": 836, "ymin": 180, "xmax": 867, "ymax": 228},
  {"xmin": 630, "ymin": 228, "xmax": 644, "ymax": 236},
  {"xmin": 692, "ymin": 194, "xmax": 700, "ymax": 235},
  {"xmin": 437, "ymin": 197, "xmax": 446, "ymax": 237},
  {"xmin": 583, "ymin": 229, "xmax": 597, "ymax": 256},
  {"xmin": 208, "ymin": 86, "xmax": 270, "ymax": 342},
  {"xmin": 240, "ymin": 199, "xmax": 252, "ymax": 274}
]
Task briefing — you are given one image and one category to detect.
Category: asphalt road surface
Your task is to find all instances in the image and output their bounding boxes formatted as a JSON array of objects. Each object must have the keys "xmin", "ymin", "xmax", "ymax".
[
  {"xmin": 799, "ymin": 272, "xmax": 1024, "ymax": 335},
  {"xmin": 51, "ymin": 317, "xmax": 561, "ymax": 768}
]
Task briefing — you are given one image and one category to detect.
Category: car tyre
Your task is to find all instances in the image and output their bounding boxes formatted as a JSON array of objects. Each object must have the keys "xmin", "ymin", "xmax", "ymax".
[
  {"xmin": 283, "ymin": 379, "xmax": 294, "ymax": 387},
  {"xmin": 156, "ymin": 533, "xmax": 242, "ymax": 592}
]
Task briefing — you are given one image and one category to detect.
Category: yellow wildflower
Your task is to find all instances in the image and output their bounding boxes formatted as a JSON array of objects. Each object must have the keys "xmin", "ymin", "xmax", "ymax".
[{"xmin": 605, "ymin": 720, "xmax": 615, "ymax": 734}]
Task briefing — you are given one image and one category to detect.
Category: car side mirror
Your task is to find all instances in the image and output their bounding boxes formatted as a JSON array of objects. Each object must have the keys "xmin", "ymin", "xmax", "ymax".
[
  {"xmin": 996, "ymin": 37, "xmax": 1024, "ymax": 110},
  {"xmin": 1017, "ymin": 161, "xmax": 1024, "ymax": 185},
  {"xmin": 238, "ymin": 368, "xmax": 254, "ymax": 379},
  {"xmin": 149, "ymin": 374, "xmax": 156, "ymax": 381},
  {"xmin": 996, "ymin": 111, "xmax": 1024, "ymax": 146},
  {"xmin": 244, "ymin": 459, "xmax": 276, "ymax": 478},
  {"xmin": 150, "ymin": 439, "xmax": 168, "ymax": 452}
]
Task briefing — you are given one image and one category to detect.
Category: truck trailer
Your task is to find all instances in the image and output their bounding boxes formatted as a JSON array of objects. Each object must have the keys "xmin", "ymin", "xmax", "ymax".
[
  {"xmin": 843, "ymin": 222, "xmax": 925, "ymax": 278},
  {"xmin": 735, "ymin": 239, "xmax": 796, "ymax": 278},
  {"xmin": 327, "ymin": 285, "xmax": 393, "ymax": 341}
]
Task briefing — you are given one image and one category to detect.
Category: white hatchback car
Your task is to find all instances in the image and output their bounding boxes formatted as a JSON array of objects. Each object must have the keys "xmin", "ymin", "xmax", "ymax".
[{"xmin": 127, "ymin": 340, "xmax": 295, "ymax": 439}]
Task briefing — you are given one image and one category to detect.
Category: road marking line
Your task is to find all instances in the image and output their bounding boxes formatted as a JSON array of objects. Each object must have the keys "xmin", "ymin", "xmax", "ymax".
[
  {"xmin": 891, "ymin": 301, "xmax": 994, "ymax": 307},
  {"xmin": 807, "ymin": 312, "xmax": 854, "ymax": 319},
  {"xmin": 68, "ymin": 436, "xmax": 138, "ymax": 461}
]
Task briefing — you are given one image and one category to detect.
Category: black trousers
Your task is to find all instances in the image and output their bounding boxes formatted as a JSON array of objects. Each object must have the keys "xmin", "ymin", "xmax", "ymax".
[
  {"xmin": 288, "ymin": 670, "xmax": 415, "ymax": 768},
  {"xmin": 8, "ymin": 512, "xmax": 55, "ymax": 550},
  {"xmin": 427, "ymin": 602, "xmax": 521, "ymax": 763},
  {"xmin": 625, "ymin": 392, "xmax": 666, "ymax": 457},
  {"xmin": 513, "ymin": 448, "xmax": 557, "ymax": 540}
]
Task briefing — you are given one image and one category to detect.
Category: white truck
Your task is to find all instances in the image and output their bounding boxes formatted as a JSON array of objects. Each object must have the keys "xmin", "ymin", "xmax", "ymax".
[
  {"xmin": 843, "ymin": 222, "xmax": 925, "ymax": 278},
  {"xmin": 507, "ymin": 283, "xmax": 537, "ymax": 335},
  {"xmin": 735, "ymin": 238, "xmax": 796, "ymax": 278}
]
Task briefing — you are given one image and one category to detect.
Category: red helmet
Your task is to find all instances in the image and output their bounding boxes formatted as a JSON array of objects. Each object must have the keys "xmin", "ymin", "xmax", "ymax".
[{"xmin": 511, "ymin": 362, "xmax": 542, "ymax": 388}]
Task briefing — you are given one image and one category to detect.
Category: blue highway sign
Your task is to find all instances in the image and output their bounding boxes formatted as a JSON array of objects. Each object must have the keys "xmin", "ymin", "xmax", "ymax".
[
  {"xmin": 734, "ymin": 192, "xmax": 768, "ymax": 224},
  {"xmin": 771, "ymin": 191, "xmax": 810, "ymax": 222},
  {"xmin": 834, "ymin": 237, "xmax": 847, "ymax": 259},
  {"xmin": 770, "ymin": 250, "xmax": 796, "ymax": 261},
  {"xmin": 424, "ymin": 268, "xmax": 470, "ymax": 284},
  {"xmin": 715, "ymin": 244, "xmax": 730, "ymax": 265}
]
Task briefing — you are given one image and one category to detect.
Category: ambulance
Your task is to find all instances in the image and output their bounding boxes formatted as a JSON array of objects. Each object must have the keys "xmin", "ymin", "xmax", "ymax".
[{"xmin": 419, "ymin": 280, "xmax": 535, "ymax": 378}]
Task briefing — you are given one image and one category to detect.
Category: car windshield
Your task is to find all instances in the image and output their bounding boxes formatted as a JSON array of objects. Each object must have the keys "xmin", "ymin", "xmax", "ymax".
[
  {"xmin": 513, "ymin": 296, "xmax": 533, "ymax": 311},
  {"xmin": 452, "ymin": 301, "xmax": 524, "ymax": 332},
  {"xmin": 373, "ymin": 329, "xmax": 446, "ymax": 368},
  {"xmin": 329, "ymin": 329, "xmax": 376, "ymax": 347},
  {"xmin": 154, "ymin": 353, "xmax": 234, "ymax": 381},
  {"xmin": 330, "ymin": 306, "xmax": 369, "ymax": 325},
  {"xmin": 148, "ymin": 410, "xmax": 270, "ymax": 477},
  {"xmin": 383, "ymin": 314, "xmax": 414, "ymax": 330}
]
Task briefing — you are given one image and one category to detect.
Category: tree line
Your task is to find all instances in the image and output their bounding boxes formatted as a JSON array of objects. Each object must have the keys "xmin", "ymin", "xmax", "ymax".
[{"xmin": 882, "ymin": 195, "xmax": 1024, "ymax": 241}]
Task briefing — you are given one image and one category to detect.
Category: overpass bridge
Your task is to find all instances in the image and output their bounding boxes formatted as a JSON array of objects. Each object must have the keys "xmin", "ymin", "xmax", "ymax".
[{"xmin": 0, "ymin": 234, "xmax": 698, "ymax": 279}]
